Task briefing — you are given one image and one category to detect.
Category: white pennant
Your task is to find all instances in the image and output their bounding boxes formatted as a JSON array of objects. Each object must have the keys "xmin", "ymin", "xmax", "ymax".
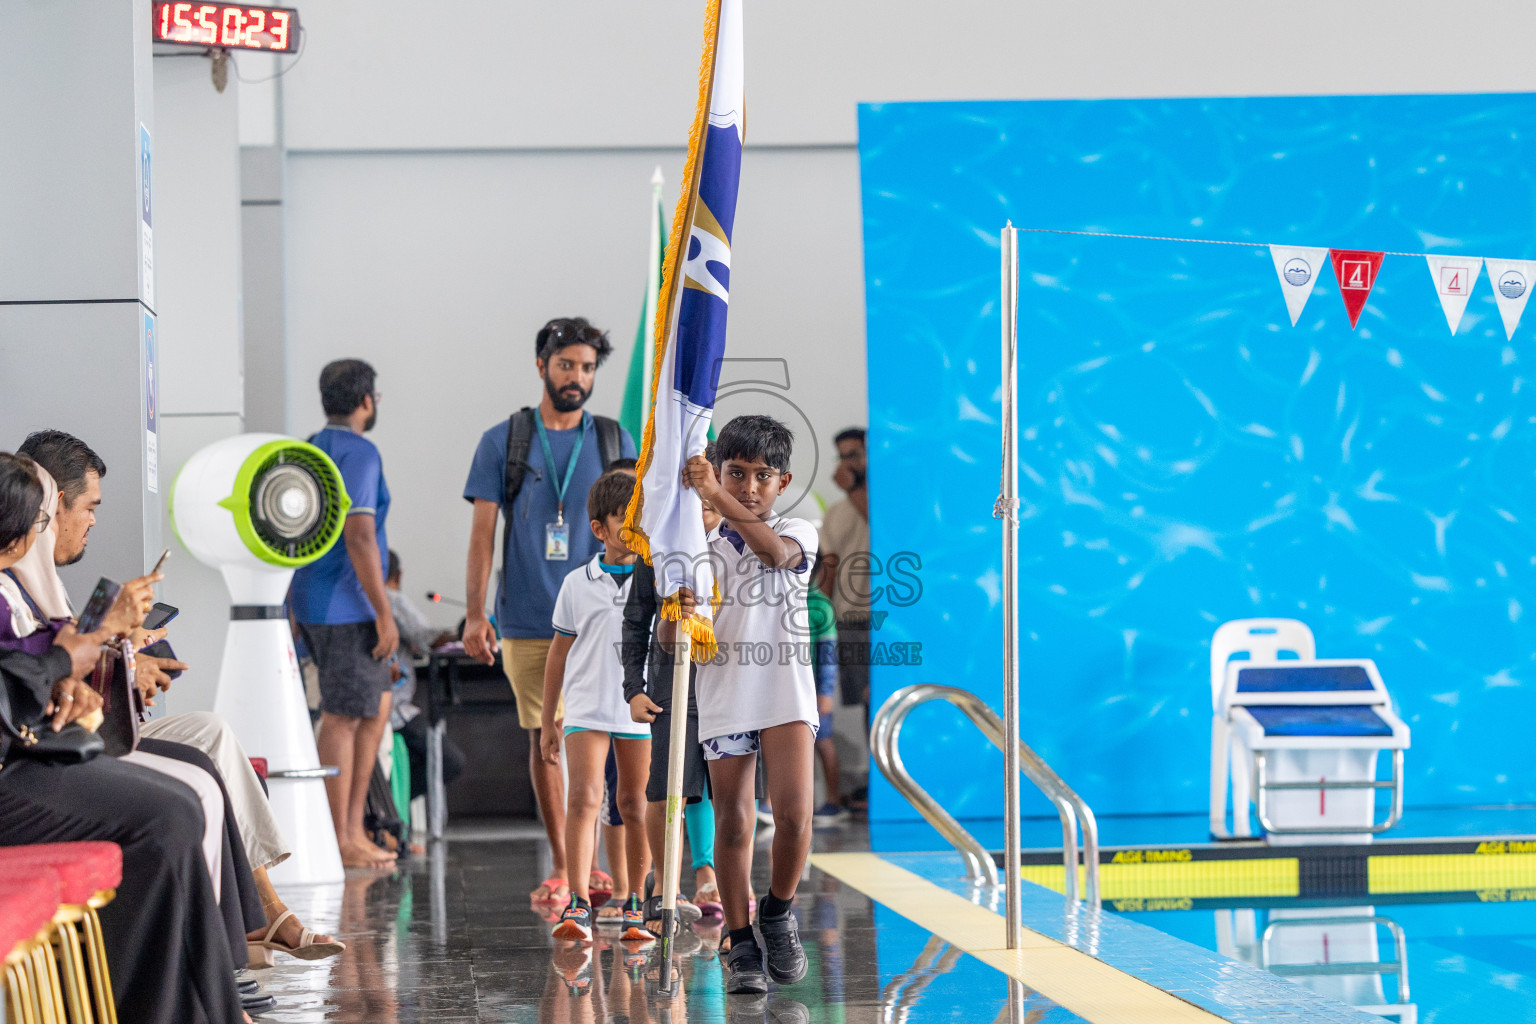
[
  {"xmin": 1269, "ymin": 246, "xmax": 1329, "ymax": 326},
  {"xmin": 1423, "ymin": 255, "xmax": 1482, "ymax": 335},
  {"xmin": 1484, "ymin": 259, "xmax": 1536, "ymax": 340}
]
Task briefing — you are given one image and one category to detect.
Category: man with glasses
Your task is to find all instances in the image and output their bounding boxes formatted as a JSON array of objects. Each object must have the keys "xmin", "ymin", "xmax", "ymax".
[
  {"xmin": 290, "ymin": 358, "xmax": 401, "ymax": 868},
  {"xmin": 462, "ymin": 318, "xmax": 634, "ymax": 903}
]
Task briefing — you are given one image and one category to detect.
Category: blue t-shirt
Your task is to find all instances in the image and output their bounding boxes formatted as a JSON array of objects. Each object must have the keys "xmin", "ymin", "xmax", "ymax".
[
  {"xmin": 462, "ymin": 413, "xmax": 635, "ymax": 639},
  {"xmin": 290, "ymin": 426, "xmax": 391, "ymax": 625}
]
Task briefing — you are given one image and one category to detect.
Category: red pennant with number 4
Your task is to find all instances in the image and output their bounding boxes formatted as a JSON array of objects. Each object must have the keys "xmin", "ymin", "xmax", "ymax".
[{"xmin": 1328, "ymin": 249, "xmax": 1386, "ymax": 329}]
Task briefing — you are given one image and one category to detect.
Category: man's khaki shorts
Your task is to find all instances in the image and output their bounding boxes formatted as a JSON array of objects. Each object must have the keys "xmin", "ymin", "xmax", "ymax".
[{"xmin": 501, "ymin": 637, "xmax": 563, "ymax": 731}]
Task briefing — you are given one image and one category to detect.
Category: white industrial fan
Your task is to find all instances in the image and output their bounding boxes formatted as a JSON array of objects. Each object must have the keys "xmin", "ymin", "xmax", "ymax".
[{"xmin": 171, "ymin": 434, "xmax": 351, "ymax": 885}]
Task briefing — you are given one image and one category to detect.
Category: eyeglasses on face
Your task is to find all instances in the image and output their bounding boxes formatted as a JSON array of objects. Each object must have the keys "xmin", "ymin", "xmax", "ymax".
[{"xmin": 33, "ymin": 511, "xmax": 50, "ymax": 534}]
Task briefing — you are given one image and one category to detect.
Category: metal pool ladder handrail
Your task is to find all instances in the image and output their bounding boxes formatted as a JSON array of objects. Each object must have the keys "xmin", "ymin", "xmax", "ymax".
[{"xmin": 870, "ymin": 684, "xmax": 1101, "ymax": 907}]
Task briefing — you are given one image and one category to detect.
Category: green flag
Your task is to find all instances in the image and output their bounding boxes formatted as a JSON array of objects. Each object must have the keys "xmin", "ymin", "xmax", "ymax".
[{"xmin": 619, "ymin": 169, "xmax": 668, "ymax": 443}]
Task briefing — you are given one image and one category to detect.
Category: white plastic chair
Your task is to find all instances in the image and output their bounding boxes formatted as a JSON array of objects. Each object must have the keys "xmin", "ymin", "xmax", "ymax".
[{"xmin": 1209, "ymin": 619, "xmax": 1315, "ymax": 838}]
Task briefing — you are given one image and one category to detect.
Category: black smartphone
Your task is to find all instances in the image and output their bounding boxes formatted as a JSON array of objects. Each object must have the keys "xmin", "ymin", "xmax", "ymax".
[
  {"xmin": 76, "ymin": 578, "xmax": 123, "ymax": 634},
  {"xmin": 143, "ymin": 602, "xmax": 179, "ymax": 631},
  {"xmin": 138, "ymin": 639, "xmax": 183, "ymax": 679}
]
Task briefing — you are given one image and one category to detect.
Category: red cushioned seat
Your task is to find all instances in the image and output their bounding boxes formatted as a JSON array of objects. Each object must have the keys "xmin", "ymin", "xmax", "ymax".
[
  {"xmin": 0, "ymin": 873, "xmax": 61, "ymax": 956},
  {"xmin": 0, "ymin": 844, "xmax": 121, "ymax": 904}
]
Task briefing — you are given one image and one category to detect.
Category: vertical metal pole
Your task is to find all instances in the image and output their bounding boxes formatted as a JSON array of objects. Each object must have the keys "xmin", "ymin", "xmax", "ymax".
[
  {"xmin": 999, "ymin": 224, "xmax": 1022, "ymax": 947},
  {"xmin": 427, "ymin": 720, "xmax": 446, "ymax": 840}
]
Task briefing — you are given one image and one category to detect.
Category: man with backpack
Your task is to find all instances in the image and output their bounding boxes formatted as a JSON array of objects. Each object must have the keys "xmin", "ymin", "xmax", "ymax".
[{"xmin": 462, "ymin": 317, "xmax": 635, "ymax": 903}]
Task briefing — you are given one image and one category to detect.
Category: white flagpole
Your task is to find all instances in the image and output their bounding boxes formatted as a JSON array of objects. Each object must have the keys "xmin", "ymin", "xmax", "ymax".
[
  {"xmin": 642, "ymin": 167, "xmax": 664, "ymax": 430},
  {"xmin": 657, "ymin": 631, "xmax": 691, "ymax": 989}
]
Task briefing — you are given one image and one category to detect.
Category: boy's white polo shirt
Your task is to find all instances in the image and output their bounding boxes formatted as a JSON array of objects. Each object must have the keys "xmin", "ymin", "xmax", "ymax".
[
  {"xmin": 695, "ymin": 514, "xmax": 820, "ymax": 741},
  {"xmin": 551, "ymin": 554, "xmax": 638, "ymax": 735}
]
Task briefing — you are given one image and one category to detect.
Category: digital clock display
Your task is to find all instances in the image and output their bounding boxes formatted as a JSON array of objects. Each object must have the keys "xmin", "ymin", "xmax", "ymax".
[{"xmin": 153, "ymin": 4, "xmax": 299, "ymax": 53}]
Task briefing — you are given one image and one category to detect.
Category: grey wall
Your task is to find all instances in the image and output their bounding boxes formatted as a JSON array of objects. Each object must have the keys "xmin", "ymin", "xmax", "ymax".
[
  {"xmin": 152, "ymin": 56, "xmax": 246, "ymax": 714},
  {"xmin": 0, "ymin": 0, "xmax": 159, "ymax": 592}
]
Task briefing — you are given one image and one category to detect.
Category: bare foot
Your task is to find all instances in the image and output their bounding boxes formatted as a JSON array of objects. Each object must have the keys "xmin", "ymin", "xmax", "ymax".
[
  {"xmin": 341, "ymin": 842, "xmax": 396, "ymax": 868},
  {"xmin": 349, "ymin": 831, "xmax": 396, "ymax": 859}
]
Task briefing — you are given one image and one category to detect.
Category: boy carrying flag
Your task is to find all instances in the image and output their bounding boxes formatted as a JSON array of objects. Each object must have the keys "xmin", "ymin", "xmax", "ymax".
[{"xmin": 681, "ymin": 415, "xmax": 818, "ymax": 993}]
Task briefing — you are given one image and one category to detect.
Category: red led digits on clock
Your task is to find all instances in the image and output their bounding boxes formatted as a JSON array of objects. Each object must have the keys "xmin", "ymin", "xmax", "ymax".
[
  {"xmin": 194, "ymin": 6, "xmax": 218, "ymax": 44},
  {"xmin": 270, "ymin": 11, "xmax": 290, "ymax": 50},
  {"xmin": 172, "ymin": 3, "xmax": 193, "ymax": 42},
  {"xmin": 152, "ymin": 3, "xmax": 298, "ymax": 52},
  {"xmin": 244, "ymin": 10, "xmax": 266, "ymax": 47}
]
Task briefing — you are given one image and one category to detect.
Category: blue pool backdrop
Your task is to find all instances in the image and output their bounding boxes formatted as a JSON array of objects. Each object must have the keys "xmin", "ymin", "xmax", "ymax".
[{"xmin": 860, "ymin": 93, "xmax": 1536, "ymax": 823}]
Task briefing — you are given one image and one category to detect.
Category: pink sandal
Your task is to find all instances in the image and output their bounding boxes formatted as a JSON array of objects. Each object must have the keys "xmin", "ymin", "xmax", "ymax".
[
  {"xmin": 531, "ymin": 877, "xmax": 569, "ymax": 903},
  {"xmin": 693, "ymin": 882, "xmax": 723, "ymax": 917}
]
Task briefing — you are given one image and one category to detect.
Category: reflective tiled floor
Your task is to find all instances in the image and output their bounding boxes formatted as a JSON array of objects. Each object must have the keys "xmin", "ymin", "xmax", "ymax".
[{"xmin": 258, "ymin": 823, "xmax": 1085, "ymax": 1023}]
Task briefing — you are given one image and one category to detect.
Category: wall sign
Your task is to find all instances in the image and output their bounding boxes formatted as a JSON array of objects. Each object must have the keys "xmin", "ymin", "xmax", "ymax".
[
  {"xmin": 139, "ymin": 125, "xmax": 153, "ymax": 309},
  {"xmin": 153, "ymin": 4, "xmax": 299, "ymax": 52}
]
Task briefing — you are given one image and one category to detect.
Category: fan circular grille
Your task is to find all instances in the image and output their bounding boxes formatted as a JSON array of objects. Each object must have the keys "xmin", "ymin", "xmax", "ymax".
[{"xmin": 246, "ymin": 447, "xmax": 345, "ymax": 561}]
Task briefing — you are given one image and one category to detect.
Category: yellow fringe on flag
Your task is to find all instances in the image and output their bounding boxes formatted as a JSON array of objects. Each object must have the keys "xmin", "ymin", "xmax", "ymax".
[
  {"xmin": 621, "ymin": 0, "xmax": 723, "ymax": 664},
  {"xmin": 658, "ymin": 589, "xmax": 722, "ymax": 663}
]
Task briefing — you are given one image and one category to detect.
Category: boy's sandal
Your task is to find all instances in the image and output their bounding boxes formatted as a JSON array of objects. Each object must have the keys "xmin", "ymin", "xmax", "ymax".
[
  {"xmin": 530, "ymin": 877, "xmax": 569, "ymax": 903},
  {"xmin": 641, "ymin": 895, "xmax": 702, "ymax": 936},
  {"xmin": 589, "ymin": 869, "xmax": 614, "ymax": 899}
]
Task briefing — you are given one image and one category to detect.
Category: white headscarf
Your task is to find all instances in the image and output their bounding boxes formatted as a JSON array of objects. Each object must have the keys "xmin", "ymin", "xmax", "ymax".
[{"xmin": 8, "ymin": 466, "xmax": 74, "ymax": 623}]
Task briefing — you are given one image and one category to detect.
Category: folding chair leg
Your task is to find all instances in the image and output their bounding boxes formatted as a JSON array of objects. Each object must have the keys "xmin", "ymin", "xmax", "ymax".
[
  {"xmin": 53, "ymin": 919, "xmax": 94, "ymax": 1024},
  {"xmin": 79, "ymin": 909, "xmax": 115, "ymax": 1024},
  {"xmin": 7, "ymin": 958, "xmax": 37, "ymax": 1024},
  {"xmin": 30, "ymin": 940, "xmax": 64, "ymax": 1024}
]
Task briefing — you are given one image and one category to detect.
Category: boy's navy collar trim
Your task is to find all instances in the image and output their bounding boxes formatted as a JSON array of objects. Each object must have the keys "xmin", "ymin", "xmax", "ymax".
[{"xmin": 717, "ymin": 517, "xmax": 809, "ymax": 573}]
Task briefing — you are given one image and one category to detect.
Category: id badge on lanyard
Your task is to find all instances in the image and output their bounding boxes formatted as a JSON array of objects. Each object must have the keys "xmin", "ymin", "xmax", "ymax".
[
  {"xmin": 545, "ymin": 519, "xmax": 570, "ymax": 561},
  {"xmin": 536, "ymin": 413, "xmax": 586, "ymax": 561}
]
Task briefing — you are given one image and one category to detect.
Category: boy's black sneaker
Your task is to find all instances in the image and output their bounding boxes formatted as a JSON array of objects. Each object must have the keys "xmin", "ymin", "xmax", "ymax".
[
  {"xmin": 552, "ymin": 897, "xmax": 593, "ymax": 941},
  {"xmin": 757, "ymin": 910, "xmax": 807, "ymax": 985},
  {"xmin": 621, "ymin": 893, "xmax": 654, "ymax": 943},
  {"xmin": 725, "ymin": 939, "xmax": 768, "ymax": 994}
]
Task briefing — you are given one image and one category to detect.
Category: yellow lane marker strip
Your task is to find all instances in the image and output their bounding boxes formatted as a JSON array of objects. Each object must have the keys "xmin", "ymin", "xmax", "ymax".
[{"xmin": 812, "ymin": 852, "xmax": 1230, "ymax": 1024}]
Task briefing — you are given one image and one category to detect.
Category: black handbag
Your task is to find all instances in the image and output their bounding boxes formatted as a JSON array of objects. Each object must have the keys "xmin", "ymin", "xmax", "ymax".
[
  {"xmin": 0, "ymin": 649, "xmax": 105, "ymax": 765},
  {"xmin": 87, "ymin": 639, "xmax": 141, "ymax": 758}
]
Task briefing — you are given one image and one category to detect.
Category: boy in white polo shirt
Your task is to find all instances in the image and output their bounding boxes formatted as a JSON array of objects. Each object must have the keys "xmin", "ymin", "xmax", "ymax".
[
  {"xmin": 680, "ymin": 414, "xmax": 818, "ymax": 994},
  {"xmin": 541, "ymin": 472, "xmax": 653, "ymax": 943}
]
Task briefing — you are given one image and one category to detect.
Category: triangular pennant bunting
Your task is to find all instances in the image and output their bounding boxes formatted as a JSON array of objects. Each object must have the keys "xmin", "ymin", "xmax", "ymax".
[
  {"xmin": 1269, "ymin": 246, "xmax": 1330, "ymax": 326},
  {"xmin": 1328, "ymin": 249, "xmax": 1385, "ymax": 329},
  {"xmin": 1423, "ymin": 255, "xmax": 1482, "ymax": 335},
  {"xmin": 1484, "ymin": 259, "xmax": 1536, "ymax": 339}
]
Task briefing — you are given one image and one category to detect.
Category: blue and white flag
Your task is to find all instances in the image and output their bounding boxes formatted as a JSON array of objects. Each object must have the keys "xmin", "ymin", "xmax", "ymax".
[{"xmin": 625, "ymin": 0, "xmax": 743, "ymax": 659}]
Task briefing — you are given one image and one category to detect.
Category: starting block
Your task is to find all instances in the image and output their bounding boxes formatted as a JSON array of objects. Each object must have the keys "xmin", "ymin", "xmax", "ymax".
[{"xmin": 1210, "ymin": 620, "xmax": 1410, "ymax": 844}]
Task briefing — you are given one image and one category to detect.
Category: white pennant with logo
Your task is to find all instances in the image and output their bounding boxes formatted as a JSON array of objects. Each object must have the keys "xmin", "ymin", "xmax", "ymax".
[
  {"xmin": 1485, "ymin": 259, "xmax": 1536, "ymax": 339},
  {"xmin": 1269, "ymin": 246, "xmax": 1330, "ymax": 326},
  {"xmin": 1423, "ymin": 255, "xmax": 1482, "ymax": 334}
]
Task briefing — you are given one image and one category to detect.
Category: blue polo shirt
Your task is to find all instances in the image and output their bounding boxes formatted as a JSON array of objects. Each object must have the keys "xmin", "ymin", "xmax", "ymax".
[
  {"xmin": 290, "ymin": 426, "xmax": 391, "ymax": 625},
  {"xmin": 462, "ymin": 413, "xmax": 635, "ymax": 639}
]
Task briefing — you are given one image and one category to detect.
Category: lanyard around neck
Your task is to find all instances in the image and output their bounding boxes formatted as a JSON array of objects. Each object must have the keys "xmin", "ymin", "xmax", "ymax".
[{"xmin": 534, "ymin": 412, "xmax": 589, "ymax": 523}]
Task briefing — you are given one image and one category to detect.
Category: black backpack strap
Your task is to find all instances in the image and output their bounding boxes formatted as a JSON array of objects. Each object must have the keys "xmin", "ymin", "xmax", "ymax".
[
  {"xmin": 502, "ymin": 407, "xmax": 538, "ymax": 507},
  {"xmin": 499, "ymin": 408, "xmax": 539, "ymax": 603},
  {"xmin": 593, "ymin": 415, "xmax": 623, "ymax": 472}
]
